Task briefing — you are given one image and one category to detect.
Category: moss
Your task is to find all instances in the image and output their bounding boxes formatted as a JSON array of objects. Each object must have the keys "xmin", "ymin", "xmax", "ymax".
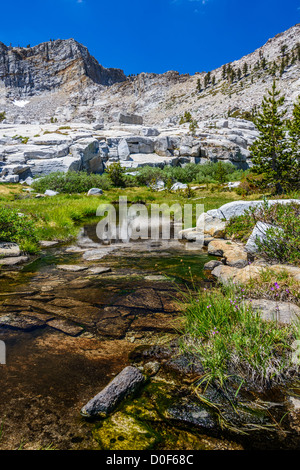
[{"xmin": 93, "ymin": 412, "xmax": 159, "ymax": 450}]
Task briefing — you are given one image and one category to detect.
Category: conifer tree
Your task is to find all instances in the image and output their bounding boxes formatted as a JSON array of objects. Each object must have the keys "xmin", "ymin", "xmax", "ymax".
[
  {"xmin": 242, "ymin": 62, "xmax": 248, "ymax": 76},
  {"xmin": 250, "ymin": 81, "xmax": 293, "ymax": 193}
]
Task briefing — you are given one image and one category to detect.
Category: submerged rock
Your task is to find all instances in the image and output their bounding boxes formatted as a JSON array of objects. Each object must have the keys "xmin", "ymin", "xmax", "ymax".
[
  {"xmin": 93, "ymin": 411, "xmax": 157, "ymax": 450},
  {"xmin": 81, "ymin": 366, "xmax": 146, "ymax": 418}
]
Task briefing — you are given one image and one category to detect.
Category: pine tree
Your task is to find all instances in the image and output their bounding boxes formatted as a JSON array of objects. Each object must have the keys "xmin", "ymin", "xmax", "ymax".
[
  {"xmin": 242, "ymin": 62, "xmax": 248, "ymax": 76},
  {"xmin": 237, "ymin": 68, "xmax": 242, "ymax": 80},
  {"xmin": 250, "ymin": 81, "xmax": 293, "ymax": 193},
  {"xmin": 204, "ymin": 72, "xmax": 211, "ymax": 88},
  {"xmin": 196, "ymin": 78, "xmax": 202, "ymax": 92},
  {"xmin": 222, "ymin": 64, "xmax": 227, "ymax": 80},
  {"xmin": 211, "ymin": 75, "xmax": 216, "ymax": 86}
]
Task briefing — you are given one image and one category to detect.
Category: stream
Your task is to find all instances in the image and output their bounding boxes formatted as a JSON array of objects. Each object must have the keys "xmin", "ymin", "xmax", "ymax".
[{"xmin": 0, "ymin": 221, "xmax": 299, "ymax": 450}]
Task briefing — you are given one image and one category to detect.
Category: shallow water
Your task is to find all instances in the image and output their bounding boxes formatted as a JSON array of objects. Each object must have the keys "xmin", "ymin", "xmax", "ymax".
[
  {"xmin": 0, "ymin": 223, "xmax": 299, "ymax": 450},
  {"xmin": 0, "ymin": 223, "xmax": 219, "ymax": 450}
]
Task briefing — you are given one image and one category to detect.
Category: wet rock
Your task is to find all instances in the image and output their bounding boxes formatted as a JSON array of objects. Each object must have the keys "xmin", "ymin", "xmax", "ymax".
[
  {"xmin": 115, "ymin": 288, "xmax": 163, "ymax": 310},
  {"xmin": 47, "ymin": 318, "xmax": 84, "ymax": 336},
  {"xmin": 204, "ymin": 260, "xmax": 223, "ymax": 271},
  {"xmin": 166, "ymin": 399, "xmax": 216, "ymax": 430},
  {"xmin": 0, "ymin": 256, "xmax": 29, "ymax": 266},
  {"xmin": 81, "ymin": 366, "xmax": 146, "ymax": 418},
  {"xmin": 0, "ymin": 313, "xmax": 45, "ymax": 331},
  {"xmin": 83, "ymin": 248, "xmax": 116, "ymax": 261},
  {"xmin": 88, "ymin": 267, "xmax": 111, "ymax": 275},
  {"xmin": 143, "ymin": 361, "xmax": 161, "ymax": 377},
  {"xmin": 164, "ymin": 354, "xmax": 204, "ymax": 378},
  {"xmin": 92, "ymin": 411, "xmax": 157, "ymax": 450},
  {"xmin": 208, "ymin": 240, "xmax": 248, "ymax": 268},
  {"xmin": 97, "ymin": 308, "xmax": 134, "ymax": 338},
  {"xmin": 48, "ymin": 298, "xmax": 93, "ymax": 308},
  {"xmin": 40, "ymin": 240, "xmax": 59, "ymax": 247},
  {"xmin": 57, "ymin": 264, "xmax": 89, "ymax": 272}
]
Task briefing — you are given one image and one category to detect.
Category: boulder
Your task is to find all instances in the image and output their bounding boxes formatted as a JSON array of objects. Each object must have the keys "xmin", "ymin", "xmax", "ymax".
[
  {"xmin": 80, "ymin": 366, "xmax": 145, "ymax": 418},
  {"xmin": 197, "ymin": 212, "xmax": 226, "ymax": 238},
  {"xmin": 87, "ymin": 188, "xmax": 103, "ymax": 196},
  {"xmin": 250, "ymin": 299, "xmax": 300, "ymax": 325},
  {"xmin": 0, "ymin": 242, "xmax": 21, "ymax": 258},
  {"xmin": 207, "ymin": 199, "xmax": 300, "ymax": 221},
  {"xmin": 245, "ymin": 222, "xmax": 282, "ymax": 254},
  {"xmin": 118, "ymin": 113, "xmax": 143, "ymax": 125},
  {"xmin": 142, "ymin": 127, "xmax": 160, "ymax": 137},
  {"xmin": 117, "ymin": 139, "xmax": 131, "ymax": 160},
  {"xmin": 44, "ymin": 190, "xmax": 59, "ymax": 196},
  {"xmin": 204, "ymin": 260, "xmax": 223, "ymax": 271}
]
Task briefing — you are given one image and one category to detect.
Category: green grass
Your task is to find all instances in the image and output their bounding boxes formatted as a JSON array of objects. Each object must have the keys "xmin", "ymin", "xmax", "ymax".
[
  {"xmin": 180, "ymin": 282, "xmax": 298, "ymax": 391},
  {"xmin": 0, "ymin": 181, "xmax": 298, "ymax": 254}
]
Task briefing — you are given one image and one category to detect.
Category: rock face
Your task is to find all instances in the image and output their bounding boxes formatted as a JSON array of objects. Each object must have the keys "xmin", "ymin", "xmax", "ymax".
[
  {"xmin": 80, "ymin": 366, "xmax": 145, "ymax": 418},
  {"xmin": 0, "ymin": 24, "xmax": 299, "ymax": 127},
  {"xmin": 0, "ymin": 39, "xmax": 126, "ymax": 98},
  {"xmin": 0, "ymin": 119, "xmax": 262, "ymax": 181}
]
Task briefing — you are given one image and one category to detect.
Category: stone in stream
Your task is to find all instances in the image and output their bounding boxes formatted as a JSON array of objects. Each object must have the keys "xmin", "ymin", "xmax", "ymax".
[
  {"xmin": 0, "ymin": 313, "xmax": 45, "ymax": 331},
  {"xmin": 204, "ymin": 260, "xmax": 223, "ymax": 271},
  {"xmin": 87, "ymin": 267, "xmax": 111, "ymax": 275},
  {"xmin": 81, "ymin": 366, "xmax": 146, "ymax": 418},
  {"xmin": 0, "ymin": 256, "xmax": 29, "ymax": 266},
  {"xmin": 93, "ymin": 411, "xmax": 157, "ymax": 450},
  {"xmin": 47, "ymin": 318, "xmax": 84, "ymax": 336},
  {"xmin": 40, "ymin": 241, "xmax": 59, "ymax": 248},
  {"xmin": 57, "ymin": 264, "xmax": 89, "ymax": 272}
]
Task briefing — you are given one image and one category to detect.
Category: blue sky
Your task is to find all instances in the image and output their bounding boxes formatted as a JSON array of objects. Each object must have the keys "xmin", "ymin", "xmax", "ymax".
[{"xmin": 1, "ymin": 0, "xmax": 299, "ymax": 75}]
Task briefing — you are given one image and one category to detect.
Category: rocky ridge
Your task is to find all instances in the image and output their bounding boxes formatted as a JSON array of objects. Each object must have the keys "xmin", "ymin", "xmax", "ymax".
[{"xmin": 0, "ymin": 24, "xmax": 299, "ymax": 125}]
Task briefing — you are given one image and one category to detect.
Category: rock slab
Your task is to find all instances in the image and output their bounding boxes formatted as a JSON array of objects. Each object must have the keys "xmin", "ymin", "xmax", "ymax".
[{"xmin": 80, "ymin": 366, "xmax": 145, "ymax": 418}]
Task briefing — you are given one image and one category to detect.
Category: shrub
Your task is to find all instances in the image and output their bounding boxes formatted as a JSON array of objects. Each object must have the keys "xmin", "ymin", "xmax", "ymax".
[
  {"xmin": 254, "ymin": 202, "xmax": 300, "ymax": 265},
  {"xmin": 31, "ymin": 171, "xmax": 112, "ymax": 193},
  {"xmin": 105, "ymin": 162, "xmax": 126, "ymax": 187},
  {"xmin": 0, "ymin": 112, "xmax": 6, "ymax": 122},
  {"xmin": 0, "ymin": 207, "xmax": 38, "ymax": 253},
  {"xmin": 226, "ymin": 200, "xmax": 300, "ymax": 265}
]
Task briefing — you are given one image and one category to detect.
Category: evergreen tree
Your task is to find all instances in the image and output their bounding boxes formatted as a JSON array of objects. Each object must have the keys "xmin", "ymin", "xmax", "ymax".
[
  {"xmin": 211, "ymin": 75, "xmax": 216, "ymax": 86},
  {"xmin": 296, "ymin": 43, "xmax": 300, "ymax": 61},
  {"xmin": 250, "ymin": 81, "xmax": 293, "ymax": 193},
  {"xmin": 196, "ymin": 78, "xmax": 202, "ymax": 92},
  {"xmin": 237, "ymin": 68, "xmax": 242, "ymax": 80},
  {"xmin": 261, "ymin": 56, "xmax": 267, "ymax": 69},
  {"xmin": 242, "ymin": 62, "xmax": 248, "ymax": 76},
  {"xmin": 204, "ymin": 72, "xmax": 211, "ymax": 87},
  {"xmin": 222, "ymin": 64, "xmax": 227, "ymax": 80}
]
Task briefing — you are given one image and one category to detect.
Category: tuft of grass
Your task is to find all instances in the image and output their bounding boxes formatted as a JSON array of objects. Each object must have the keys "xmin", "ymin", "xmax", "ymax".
[{"xmin": 179, "ymin": 282, "xmax": 299, "ymax": 392}]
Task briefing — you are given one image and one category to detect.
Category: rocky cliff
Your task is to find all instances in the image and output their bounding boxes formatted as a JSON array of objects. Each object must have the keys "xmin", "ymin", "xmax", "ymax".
[
  {"xmin": 1, "ymin": 24, "xmax": 299, "ymax": 125},
  {"xmin": 0, "ymin": 38, "xmax": 126, "ymax": 98}
]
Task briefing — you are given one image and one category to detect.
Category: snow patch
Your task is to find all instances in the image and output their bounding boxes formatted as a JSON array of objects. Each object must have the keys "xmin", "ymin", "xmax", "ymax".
[{"xmin": 13, "ymin": 100, "xmax": 30, "ymax": 108}]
